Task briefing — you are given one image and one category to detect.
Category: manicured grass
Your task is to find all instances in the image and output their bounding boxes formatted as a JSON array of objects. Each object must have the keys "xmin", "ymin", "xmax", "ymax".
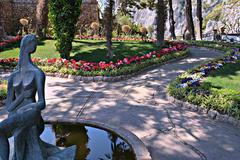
[
  {"xmin": 0, "ymin": 39, "xmax": 160, "ymax": 62},
  {"xmin": 205, "ymin": 61, "xmax": 240, "ymax": 91}
]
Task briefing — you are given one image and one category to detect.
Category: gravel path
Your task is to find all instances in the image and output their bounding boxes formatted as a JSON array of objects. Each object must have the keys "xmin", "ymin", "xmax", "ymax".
[{"xmin": 1, "ymin": 47, "xmax": 239, "ymax": 160}]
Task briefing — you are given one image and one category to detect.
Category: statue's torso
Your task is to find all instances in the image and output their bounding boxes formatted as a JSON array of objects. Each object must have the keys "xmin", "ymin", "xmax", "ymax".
[{"xmin": 10, "ymin": 70, "xmax": 37, "ymax": 113}]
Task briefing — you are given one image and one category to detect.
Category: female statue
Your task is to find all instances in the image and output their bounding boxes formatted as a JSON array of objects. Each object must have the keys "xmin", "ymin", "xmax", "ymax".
[{"xmin": 0, "ymin": 35, "xmax": 76, "ymax": 160}]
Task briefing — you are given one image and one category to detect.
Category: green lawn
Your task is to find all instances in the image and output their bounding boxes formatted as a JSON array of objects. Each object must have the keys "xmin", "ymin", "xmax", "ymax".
[
  {"xmin": 205, "ymin": 61, "xmax": 240, "ymax": 91},
  {"xmin": 0, "ymin": 39, "xmax": 160, "ymax": 62}
]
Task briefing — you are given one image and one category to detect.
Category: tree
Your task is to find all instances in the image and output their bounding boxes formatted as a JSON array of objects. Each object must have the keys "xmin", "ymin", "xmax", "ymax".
[
  {"xmin": 49, "ymin": 0, "xmax": 82, "ymax": 59},
  {"xmin": 168, "ymin": 0, "xmax": 176, "ymax": 40},
  {"xmin": 36, "ymin": 0, "xmax": 49, "ymax": 38},
  {"xmin": 196, "ymin": 0, "xmax": 203, "ymax": 40},
  {"xmin": 104, "ymin": 0, "xmax": 114, "ymax": 59},
  {"xmin": 156, "ymin": 0, "xmax": 167, "ymax": 46},
  {"xmin": 183, "ymin": 0, "xmax": 195, "ymax": 40},
  {"xmin": 117, "ymin": 0, "xmax": 143, "ymax": 16}
]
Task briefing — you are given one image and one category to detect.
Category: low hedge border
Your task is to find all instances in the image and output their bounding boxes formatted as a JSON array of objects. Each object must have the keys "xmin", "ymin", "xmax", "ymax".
[{"xmin": 167, "ymin": 94, "xmax": 240, "ymax": 128}]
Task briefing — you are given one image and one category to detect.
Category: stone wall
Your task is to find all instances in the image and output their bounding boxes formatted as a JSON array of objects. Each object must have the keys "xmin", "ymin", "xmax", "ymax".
[
  {"xmin": 77, "ymin": 0, "xmax": 99, "ymax": 34},
  {"xmin": 0, "ymin": 0, "xmax": 13, "ymax": 35},
  {"xmin": 11, "ymin": 0, "xmax": 38, "ymax": 33},
  {"xmin": 0, "ymin": 0, "xmax": 99, "ymax": 35}
]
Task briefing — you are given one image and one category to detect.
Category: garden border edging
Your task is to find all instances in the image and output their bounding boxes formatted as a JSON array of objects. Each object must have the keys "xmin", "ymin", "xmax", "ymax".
[{"xmin": 166, "ymin": 94, "xmax": 240, "ymax": 128}]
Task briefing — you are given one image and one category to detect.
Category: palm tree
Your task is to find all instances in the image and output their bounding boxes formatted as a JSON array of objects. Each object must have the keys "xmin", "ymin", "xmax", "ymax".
[
  {"xmin": 104, "ymin": 0, "xmax": 115, "ymax": 59},
  {"xmin": 196, "ymin": 0, "xmax": 203, "ymax": 40},
  {"xmin": 183, "ymin": 0, "xmax": 195, "ymax": 40},
  {"xmin": 168, "ymin": 0, "xmax": 176, "ymax": 40},
  {"xmin": 36, "ymin": 0, "xmax": 49, "ymax": 38},
  {"xmin": 156, "ymin": 0, "xmax": 167, "ymax": 46}
]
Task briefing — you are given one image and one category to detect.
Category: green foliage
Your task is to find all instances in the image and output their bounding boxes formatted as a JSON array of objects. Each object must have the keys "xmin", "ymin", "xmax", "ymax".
[
  {"xmin": 203, "ymin": 3, "xmax": 223, "ymax": 30},
  {"xmin": 116, "ymin": 14, "xmax": 132, "ymax": 26},
  {"xmin": 186, "ymin": 40, "xmax": 240, "ymax": 52},
  {"xmin": 0, "ymin": 49, "xmax": 188, "ymax": 77},
  {"xmin": 0, "ymin": 80, "xmax": 7, "ymax": 101},
  {"xmin": 168, "ymin": 44, "xmax": 240, "ymax": 119},
  {"xmin": 0, "ymin": 39, "xmax": 160, "ymax": 63},
  {"xmin": 48, "ymin": 0, "xmax": 82, "ymax": 59}
]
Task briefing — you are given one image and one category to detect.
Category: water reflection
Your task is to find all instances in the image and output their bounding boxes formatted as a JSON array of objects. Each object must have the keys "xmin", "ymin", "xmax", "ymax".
[
  {"xmin": 53, "ymin": 124, "xmax": 90, "ymax": 159},
  {"xmin": 40, "ymin": 123, "xmax": 136, "ymax": 160}
]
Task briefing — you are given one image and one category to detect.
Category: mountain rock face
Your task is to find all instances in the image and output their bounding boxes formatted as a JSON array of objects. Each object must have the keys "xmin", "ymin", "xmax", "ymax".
[{"xmin": 132, "ymin": 0, "xmax": 240, "ymax": 38}]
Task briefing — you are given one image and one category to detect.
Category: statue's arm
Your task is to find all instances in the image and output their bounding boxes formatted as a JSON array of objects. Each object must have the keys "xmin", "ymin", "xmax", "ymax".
[
  {"xmin": 35, "ymin": 71, "xmax": 46, "ymax": 111},
  {"xmin": 6, "ymin": 76, "xmax": 24, "ymax": 112}
]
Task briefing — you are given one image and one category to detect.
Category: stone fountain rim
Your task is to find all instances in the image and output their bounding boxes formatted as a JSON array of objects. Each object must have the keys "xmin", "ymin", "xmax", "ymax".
[{"xmin": 45, "ymin": 117, "xmax": 152, "ymax": 160}]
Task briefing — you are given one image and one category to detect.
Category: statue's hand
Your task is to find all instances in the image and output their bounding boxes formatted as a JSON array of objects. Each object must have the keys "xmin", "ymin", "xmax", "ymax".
[{"xmin": 6, "ymin": 94, "xmax": 24, "ymax": 112}]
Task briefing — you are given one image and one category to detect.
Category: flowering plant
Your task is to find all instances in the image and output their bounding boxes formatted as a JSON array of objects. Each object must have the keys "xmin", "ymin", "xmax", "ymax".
[
  {"xmin": 0, "ymin": 42, "xmax": 187, "ymax": 76},
  {"xmin": 0, "ymin": 36, "xmax": 22, "ymax": 48},
  {"xmin": 78, "ymin": 35, "xmax": 157, "ymax": 43},
  {"xmin": 177, "ymin": 48, "xmax": 240, "ymax": 88}
]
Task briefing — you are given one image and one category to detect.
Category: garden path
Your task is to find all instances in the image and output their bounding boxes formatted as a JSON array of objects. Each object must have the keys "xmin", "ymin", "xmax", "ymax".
[{"xmin": 1, "ymin": 47, "xmax": 240, "ymax": 160}]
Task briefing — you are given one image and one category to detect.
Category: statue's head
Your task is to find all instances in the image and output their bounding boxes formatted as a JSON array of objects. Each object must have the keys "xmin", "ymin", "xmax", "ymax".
[{"xmin": 20, "ymin": 34, "xmax": 37, "ymax": 54}]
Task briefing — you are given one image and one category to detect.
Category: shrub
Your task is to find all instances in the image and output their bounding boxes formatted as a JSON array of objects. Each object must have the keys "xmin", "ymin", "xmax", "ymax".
[
  {"xmin": 140, "ymin": 27, "xmax": 148, "ymax": 35},
  {"xmin": 90, "ymin": 22, "xmax": 100, "ymax": 35},
  {"xmin": 49, "ymin": 0, "xmax": 82, "ymax": 60},
  {"xmin": 122, "ymin": 25, "xmax": 131, "ymax": 34},
  {"xmin": 147, "ymin": 25, "xmax": 154, "ymax": 38},
  {"xmin": 0, "ymin": 80, "xmax": 7, "ymax": 101}
]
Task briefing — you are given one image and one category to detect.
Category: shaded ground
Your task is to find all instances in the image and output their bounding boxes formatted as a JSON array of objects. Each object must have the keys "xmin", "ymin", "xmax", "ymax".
[{"xmin": 1, "ymin": 47, "xmax": 240, "ymax": 160}]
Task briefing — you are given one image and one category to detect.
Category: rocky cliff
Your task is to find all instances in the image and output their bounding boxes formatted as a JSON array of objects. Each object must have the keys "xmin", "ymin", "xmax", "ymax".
[{"xmin": 132, "ymin": 0, "xmax": 240, "ymax": 38}]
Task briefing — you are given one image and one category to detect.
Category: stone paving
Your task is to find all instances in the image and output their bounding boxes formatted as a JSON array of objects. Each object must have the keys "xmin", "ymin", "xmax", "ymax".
[{"xmin": 1, "ymin": 47, "xmax": 240, "ymax": 160}]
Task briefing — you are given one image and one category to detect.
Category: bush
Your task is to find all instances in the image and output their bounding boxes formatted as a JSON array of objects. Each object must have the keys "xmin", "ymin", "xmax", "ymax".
[
  {"xmin": 147, "ymin": 25, "xmax": 154, "ymax": 38},
  {"xmin": 140, "ymin": 27, "xmax": 148, "ymax": 35},
  {"xmin": 122, "ymin": 25, "xmax": 131, "ymax": 34},
  {"xmin": 90, "ymin": 22, "xmax": 100, "ymax": 35},
  {"xmin": 0, "ymin": 80, "xmax": 7, "ymax": 101},
  {"xmin": 49, "ymin": 0, "xmax": 82, "ymax": 59}
]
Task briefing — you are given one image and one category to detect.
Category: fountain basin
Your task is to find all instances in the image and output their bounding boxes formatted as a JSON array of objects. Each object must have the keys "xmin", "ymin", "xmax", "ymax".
[{"xmin": 8, "ymin": 119, "xmax": 151, "ymax": 160}]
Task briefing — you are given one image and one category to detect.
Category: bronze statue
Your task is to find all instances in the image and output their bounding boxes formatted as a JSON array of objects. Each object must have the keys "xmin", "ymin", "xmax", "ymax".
[{"xmin": 0, "ymin": 34, "xmax": 76, "ymax": 160}]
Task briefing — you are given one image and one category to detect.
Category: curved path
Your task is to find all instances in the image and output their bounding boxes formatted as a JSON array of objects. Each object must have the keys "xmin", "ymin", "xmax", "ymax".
[{"xmin": 1, "ymin": 47, "xmax": 240, "ymax": 160}]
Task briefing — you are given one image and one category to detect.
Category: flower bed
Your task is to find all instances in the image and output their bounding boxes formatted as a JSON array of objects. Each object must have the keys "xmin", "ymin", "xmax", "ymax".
[
  {"xmin": 0, "ymin": 36, "xmax": 22, "ymax": 52},
  {"xmin": 0, "ymin": 42, "xmax": 188, "ymax": 77},
  {"xmin": 168, "ymin": 48, "xmax": 240, "ymax": 119},
  {"xmin": 78, "ymin": 35, "xmax": 156, "ymax": 43}
]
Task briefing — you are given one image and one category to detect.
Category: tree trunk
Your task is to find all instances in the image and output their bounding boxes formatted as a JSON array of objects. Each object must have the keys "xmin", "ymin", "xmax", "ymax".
[
  {"xmin": 36, "ymin": 0, "xmax": 48, "ymax": 38},
  {"xmin": 168, "ymin": 0, "xmax": 176, "ymax": 40},
  {"xmin": 196, "ymin": 0, "xmax": 203, "ymax": 40},
  {"xmin": 156, "ymin": 0, "xmax": 167, "ymax": 46},
  {"xmin": 104, "ymin": 0, "xmax": 114, "ymax": 59},
  {"xmin": 184, "ymin": 0, "xmax": 195, "ymax": 40}
]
